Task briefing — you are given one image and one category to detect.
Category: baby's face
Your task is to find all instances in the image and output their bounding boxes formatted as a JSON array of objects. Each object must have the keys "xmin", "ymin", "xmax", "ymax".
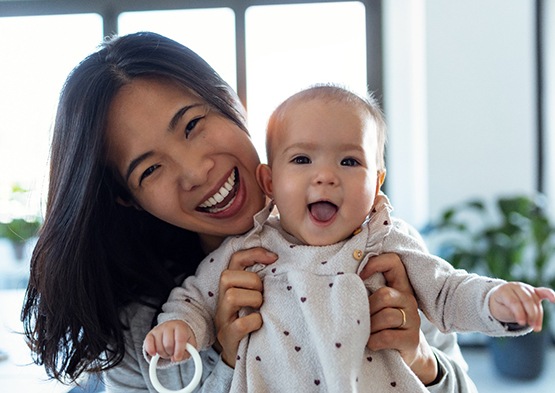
[{"xmin": 269, "ymin": 98, "xmax": 382, "ymax": 246}]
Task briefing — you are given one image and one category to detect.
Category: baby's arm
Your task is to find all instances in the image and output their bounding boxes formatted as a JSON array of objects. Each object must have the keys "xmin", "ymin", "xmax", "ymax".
[
  {"xmin": 144, "ymin": 320, "xmax": 198, "ymax": 363},
  {"xmin": 489, "ymin": 282, "xmax": 555, "ymax": 331},
  {"xmin": 157, "ymin": 237, "xmax": 241, "ymax": 353}
]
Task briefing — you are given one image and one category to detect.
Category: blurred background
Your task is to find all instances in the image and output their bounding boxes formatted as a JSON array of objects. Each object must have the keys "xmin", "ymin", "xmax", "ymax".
[{"xmin": 0, "ymin": 0, "xmax": 554, "ymax": 391}]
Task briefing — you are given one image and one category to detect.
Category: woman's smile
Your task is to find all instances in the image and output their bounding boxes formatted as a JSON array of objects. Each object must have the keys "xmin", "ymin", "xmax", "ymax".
[{"xmin": 198, "ymin": 167, "xmax": 239, "ymax": 213}]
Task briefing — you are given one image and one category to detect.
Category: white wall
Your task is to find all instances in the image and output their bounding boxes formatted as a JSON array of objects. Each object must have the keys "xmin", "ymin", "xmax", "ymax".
[
  {"xmin": 546, "ymin": 0, "xmax": 555, "ymax": 216},
  {"xmin": 385, "ymin": 0, "xmax": 538, "ymax": 229},
  {"xmin": 383, "ymin": 0, "xmax": 429, "ymax": 228}
]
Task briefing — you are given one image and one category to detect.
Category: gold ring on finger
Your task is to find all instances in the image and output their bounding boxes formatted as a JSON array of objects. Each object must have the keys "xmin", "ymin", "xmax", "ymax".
[{"xmin": 398, "ymin": 308, "xmax": 407, "ymax": 328}]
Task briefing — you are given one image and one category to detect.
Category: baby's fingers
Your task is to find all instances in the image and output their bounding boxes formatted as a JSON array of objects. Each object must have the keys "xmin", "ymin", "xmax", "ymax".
[
  {"xmin": 155, "ymin": 330, "xmax": 176, "ymax": 359},
  {"xmin": 144, "ymin": 330, "xmax": 174, "ymax": 359},
  {"xmin": 172, "ymin": 328, "xmax": 193, "ymax": 362},
  {"xmin": 144, "ymin": 333, "xmax": 158, "ymax": 357},
  {"xmin": 519, "ymin": 286, "xmax": 555, "ymax": 331},
  {"xmin": 534, "ymin": 287, "xmax": 555, "ymax": 303},
  {"xmin": 491, "ymin": 283, "xmax": 542, "ymax": 329},
  {"xmin": 522, "ymin": 298, "xmax": 543, "ymax": 332},
  {"xmin": 510, "ymin": 284, "xmax": 544, "ymax": 331}
]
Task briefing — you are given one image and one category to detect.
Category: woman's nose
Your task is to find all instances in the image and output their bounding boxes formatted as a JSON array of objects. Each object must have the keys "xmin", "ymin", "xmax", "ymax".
[{"xmin": 175, "ymin": 151, "xmax": 214, "ymax": 192}]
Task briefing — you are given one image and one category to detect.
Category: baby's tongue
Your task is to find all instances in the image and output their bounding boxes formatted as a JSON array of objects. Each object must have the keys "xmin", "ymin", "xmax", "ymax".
[{"xmin": 309, "ymin": 202, "xmax": 338, "ymax": 222}]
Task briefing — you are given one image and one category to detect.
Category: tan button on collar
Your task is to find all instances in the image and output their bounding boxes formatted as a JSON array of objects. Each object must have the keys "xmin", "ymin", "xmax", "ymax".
[{"xmin": 353, "ymin": 249, "xmax": 364, "ymax": 261}]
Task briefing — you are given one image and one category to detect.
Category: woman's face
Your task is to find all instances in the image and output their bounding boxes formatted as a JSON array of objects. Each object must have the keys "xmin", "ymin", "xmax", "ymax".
[{"xmin": 106, "ymin": 78, "xmax": 265, "ymax": 246}]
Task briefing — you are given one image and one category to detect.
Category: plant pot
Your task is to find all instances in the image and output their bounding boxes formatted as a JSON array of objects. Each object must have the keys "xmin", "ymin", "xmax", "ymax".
[{"xmin": 488, "ymin": 330, "xmax": 550, "ymax": 380}]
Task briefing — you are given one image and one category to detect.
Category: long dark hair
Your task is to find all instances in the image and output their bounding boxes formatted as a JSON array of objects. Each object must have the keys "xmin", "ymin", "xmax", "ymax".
[{"xmin": 21, "ymin": 32, "xmax": 248, "ymax": 383}]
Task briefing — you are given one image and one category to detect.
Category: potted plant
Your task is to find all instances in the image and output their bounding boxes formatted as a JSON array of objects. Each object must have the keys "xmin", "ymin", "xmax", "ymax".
[
  {"xmin": 424, "ymin": 194, "xmax": 555, "ymax": 380},
  {"xmin": 0, "ymin": 217, "xmax": 41, "ymax": 260}
]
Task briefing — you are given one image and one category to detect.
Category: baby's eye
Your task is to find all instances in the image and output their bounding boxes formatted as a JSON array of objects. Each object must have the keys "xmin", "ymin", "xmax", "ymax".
[
  {"xmin": 292, "ymin": 156, "xmax": 311, "ymax": 164},
  {"xmin": 341, "ymin": 158, "xmax": 359, "ymax": 167},
  {"xmin": 139, "ymin": 164, "xmax": 160, "ymax": 185},
  {"xmin": 185, "ymin": 117, "xmax": 203, "ymax": 138}
]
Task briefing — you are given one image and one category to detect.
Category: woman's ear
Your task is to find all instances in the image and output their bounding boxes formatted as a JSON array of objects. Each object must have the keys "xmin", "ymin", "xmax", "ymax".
[
  {"xmin": 116, "ymin": 196, "xmax": 132, "ymax": 207},
  {"xmin": 116, "ymin": 196, "xmax": 143, "ymax": 210},
  {"xmin": 256, "ymin": 164, "xmax": 274, "ymax": 198}
]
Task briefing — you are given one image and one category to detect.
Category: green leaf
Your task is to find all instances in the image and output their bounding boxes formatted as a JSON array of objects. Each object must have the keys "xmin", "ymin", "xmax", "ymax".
[{"xmin": 0, "ymin": 219, "xmax": 41, "ymax": 243}]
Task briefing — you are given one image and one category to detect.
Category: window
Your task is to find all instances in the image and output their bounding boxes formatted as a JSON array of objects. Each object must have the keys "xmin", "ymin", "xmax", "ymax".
[
  {"xmin": 0, "ymin": 13, "xmax": 103, "ymax": 219},
  {"xmin": 0, "ymin": 13, "xmax": 102, "ymax": 287},
  {"xmin": 117, "ymin": 2, "xmax": 367, "ymax": 159},
  {"xmin": 245, "ymin": 2, "xmax": 366, "ymax": 158},
  {"xmin": 0, "ymin": 1, "xmax": 371, "ymax": 286},
  {"xmin": 118, "ymin": 8, "xmax": 237, "ymax": 90},
  {"xmin": 0, "ymin": 2, "xmax": 368, "ymax": 217}
]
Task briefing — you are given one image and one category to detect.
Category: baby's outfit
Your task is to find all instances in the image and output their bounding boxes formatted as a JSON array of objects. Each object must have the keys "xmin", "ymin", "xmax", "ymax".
[{"xmin": 153, "ymin": 193, "xmax": 524, "ymax": 392}]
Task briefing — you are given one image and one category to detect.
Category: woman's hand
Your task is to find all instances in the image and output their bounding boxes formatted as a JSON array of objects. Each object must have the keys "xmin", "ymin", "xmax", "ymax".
[
  {"xmin": 214, "ymin": 247, "xmax": 278, "ymax": 367},
  {"xmin": 360, "ymin": 253, "xmax": 438, "ymax": 385}
]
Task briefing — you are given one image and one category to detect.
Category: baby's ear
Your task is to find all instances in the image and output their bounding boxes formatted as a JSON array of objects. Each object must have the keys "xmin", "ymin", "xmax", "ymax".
[
  {"xmin": 375, "ymin": 170, "xmax": 386, "ymax": 195},
  {"xmin": 378, "ymin": 170, "xmax": 386, "ymax": 187},
  {"xmin": 256, "ymin": 164, "xmax": 274, "ymax": 198}
]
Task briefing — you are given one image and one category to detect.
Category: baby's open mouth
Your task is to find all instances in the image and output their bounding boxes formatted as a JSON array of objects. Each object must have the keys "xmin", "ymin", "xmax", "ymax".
[
  {"xmin": 309, "ymin": 201, "xmax": 338, "ymax": 222},
  {"xmin": 197, "ymin": 168, "xmax": 239, "ymax": 214}
]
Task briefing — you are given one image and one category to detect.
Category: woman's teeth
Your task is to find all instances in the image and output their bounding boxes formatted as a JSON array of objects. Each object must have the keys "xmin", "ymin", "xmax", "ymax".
[{"xmin": 199, "ymin": 170, "xmax": 236, "ymax": 210}]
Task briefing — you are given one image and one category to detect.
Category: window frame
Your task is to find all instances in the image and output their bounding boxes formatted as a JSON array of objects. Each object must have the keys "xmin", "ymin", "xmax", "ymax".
[{"xmin": 0, "ymin": 0, "xmax": 383, "ymax": 108}]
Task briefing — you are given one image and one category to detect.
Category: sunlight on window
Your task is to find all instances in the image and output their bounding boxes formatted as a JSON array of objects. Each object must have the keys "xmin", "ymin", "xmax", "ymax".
[
  {"xmin": 0, "ymin": 4, "xmax": 366, "ymax": 220},
  {"xmin": 0, "ymin": 14, "xmax": 103, "ymax": 219},
  {"xmin": 0, "ymin": 2, "xmax": 369, "ymax": 286},
  {"xmin": 118, "ymin": 8, "xmax": 237, "ymax": 90},
  {"xmin": 245, "ymin": 1, "xmax": 367, "ymax": 160}
]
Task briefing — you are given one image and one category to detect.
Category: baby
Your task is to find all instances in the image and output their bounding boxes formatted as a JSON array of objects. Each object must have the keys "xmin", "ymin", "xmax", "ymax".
[{"xmin": 145, "ymin": 85, "xmax": 555, "ymax": 392}]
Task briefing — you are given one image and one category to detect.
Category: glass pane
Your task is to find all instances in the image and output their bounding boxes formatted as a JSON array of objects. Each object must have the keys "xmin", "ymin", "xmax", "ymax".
[
  {"xmin": 246, "ymin": 1, "xmax": 367, "ymax": 159},
  {"xmin": 0, "ymin": 14, "xmax": 103, "ymax": 220},
  {"xmin": 0, "ymin": 14, "xmax": 102, "ymax": 288},
  {"xmin": 118, "ymin": 8, "xmax": 237, "ymax": 90}
]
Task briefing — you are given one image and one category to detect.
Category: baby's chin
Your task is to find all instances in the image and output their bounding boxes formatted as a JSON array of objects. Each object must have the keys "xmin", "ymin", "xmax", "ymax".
[{"xmin": 287, "ymin": 227, "xmax": 350, "ymax": 247}]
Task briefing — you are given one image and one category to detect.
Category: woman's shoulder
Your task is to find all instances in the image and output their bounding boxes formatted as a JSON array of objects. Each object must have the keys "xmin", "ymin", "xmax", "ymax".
[
  {"xmin": 119, "ymin": 300, "xmax": 160, "ymax": 344},
  {"xmin": 121, "ymin": 299, "xmax": 159, "ymax": 321}
]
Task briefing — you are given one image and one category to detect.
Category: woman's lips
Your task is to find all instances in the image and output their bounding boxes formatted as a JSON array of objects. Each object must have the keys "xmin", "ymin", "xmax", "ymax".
[{"xmin": 197, "ymin": 168, "xmax": 239, "ymax": 214}]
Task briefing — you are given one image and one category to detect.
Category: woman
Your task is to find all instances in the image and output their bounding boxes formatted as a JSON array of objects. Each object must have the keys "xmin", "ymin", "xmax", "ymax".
[{"xmin": 22, "ymin": 32, "xmax": 477, "ymax": 392}]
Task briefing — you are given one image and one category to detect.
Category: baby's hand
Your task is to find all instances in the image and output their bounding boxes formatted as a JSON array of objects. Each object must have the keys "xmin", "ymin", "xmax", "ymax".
[
  {"xmin": 144, "ymin": 320, "xmax": 197, "ymax": 363},
  {"xmin": 489, "ymin": 282, "xmax": 555, "ymax": 332}
]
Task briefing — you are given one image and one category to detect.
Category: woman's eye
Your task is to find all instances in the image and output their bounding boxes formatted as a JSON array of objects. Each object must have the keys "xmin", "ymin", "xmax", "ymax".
[
  {"xmin": 341, "ymin": 158, "xmax": 359, "ymax": 167},
  {"xmin": 292, "ymin": 156, "xmax": 311, "ymax": 164},
  {"xmin": 139, "ymin": 164, "xmax": 160, "ymax": 185},
  {"xmin": 184, "ymin": 117, "xmax": 202, "ymax": 138}
]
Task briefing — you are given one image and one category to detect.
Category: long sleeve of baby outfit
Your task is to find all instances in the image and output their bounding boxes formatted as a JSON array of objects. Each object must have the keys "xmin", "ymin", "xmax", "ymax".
[
  {"xmin": 385, "ymin": 222, "xmax": 529, "ymax": 336},
  {"xmin": 152, "ymin": 236, "xmax": 241, "ymax": 368},
  {"xmin": 364, "ymin": 193, "xmax": 531, "ymax": 337}
]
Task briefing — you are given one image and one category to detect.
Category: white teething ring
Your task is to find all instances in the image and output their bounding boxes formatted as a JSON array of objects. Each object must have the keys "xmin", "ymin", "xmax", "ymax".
[{"xmin": 149, "ymin": 343, "xmax": 202, "ymax": 393}]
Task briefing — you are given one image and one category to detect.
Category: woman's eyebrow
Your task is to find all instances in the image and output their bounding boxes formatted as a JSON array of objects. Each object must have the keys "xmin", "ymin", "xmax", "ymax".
[
  {"xmin": 125, "ymin": 151, "xmax": 153, "ymax": 183},
  {"xmin": 125, "ymin": 104, "xmax": 204, "ymax": 182},
  {"xmin": 168, "ymin": 103, "xmax": 203, "ymax": 132}
]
